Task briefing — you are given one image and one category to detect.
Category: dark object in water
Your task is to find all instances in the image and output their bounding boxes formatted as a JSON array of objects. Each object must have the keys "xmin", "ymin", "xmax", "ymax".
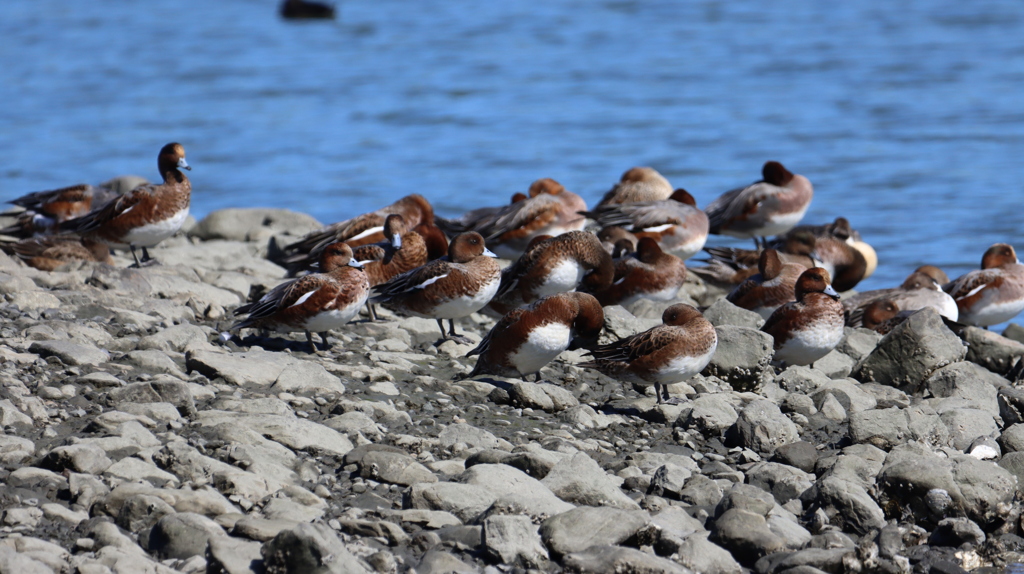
[{"xmin": 280, "ymin": 0, "xmax": 335, "ymax": 19}]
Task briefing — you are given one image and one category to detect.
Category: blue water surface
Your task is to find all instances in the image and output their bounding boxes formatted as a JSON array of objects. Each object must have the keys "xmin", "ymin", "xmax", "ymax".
[{"xmin": 1, "ymin": 0, "xmax": 1023, "ymax": 294}]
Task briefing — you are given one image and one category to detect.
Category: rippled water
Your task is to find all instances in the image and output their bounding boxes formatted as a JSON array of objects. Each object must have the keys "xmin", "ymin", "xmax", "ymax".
[{"xmin": 2, "ymin": 0, "xmax": 1024, "ymax": 296}]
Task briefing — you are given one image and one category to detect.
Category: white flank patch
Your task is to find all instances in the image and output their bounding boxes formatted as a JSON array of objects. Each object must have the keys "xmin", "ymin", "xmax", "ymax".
[
  {"xmin": 537, "ymin": 259, "xmax": 585, "ymax": 298},
  {"xmin": 297, "ymin": 292, "xmax": 369, "ymax": 332},
  {"xmin": 653, "ymin": 341, "xmax": 717, "ymax": 385},
  {"xmin": 665, "ymin": 235, "xmax": 708, "ymax": 261},
  {"xmin": 289, "ymin": 290, "xmax": 317, "ymax": 307},
  {"xmin": 960, "ymin": 296, "xmax": 1024, "ymax": 327},
  {"xmin": 760, "ymin": 206, "xmax": 810, "ymax": 237},
  {"xmin": 641, "ymin": 223, "xmax": 674, "ymax": 233},
  {"xmin": 347, "ymin": 225, "xmax": 384, "ymax": 242},
  {"xmin": 428, "ymin": 274, "xmax": 501, "ymax": 319},
  {"xmin": 774, "ymin": 320, "xmax": 844, "ymax": 366},
  {"xmin": 119, "ymin": 206, "xmax": 190, "ymax": 248},
  {"xmin": 509, "ymin": 322, "xmax": 572, "ymax": 374},
  {"xmin": 964, "ymin": 284, "xmax": 987, "ymax": 298},
  {"xmin": 416, "ymin": 274, "xmax": 448, "ymax": 290}
]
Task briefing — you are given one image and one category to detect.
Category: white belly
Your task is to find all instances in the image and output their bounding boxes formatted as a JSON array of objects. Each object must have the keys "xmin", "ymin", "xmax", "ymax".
[
  {"xmin": 621, "ymin": 284, "xmax": 682, "ymax": 308},
  {"xmin": 652, "ymin": 342, "xmax": 717, "ymax": 385},
  {"xmin": 508, "ymin": 322, "xmax": 572, "ymax": 375},
  {"xmin": 429, "ymin": 275, "xmax": 501, "ymax": 319},
  {"xmin": 119, "ymin": 207, "xmax": 189, "ymax": 248},
  {"xmin": 662, "ymin": 234, "xmax": 708, "ymax": 261},
  {"xmin": 537, "ymin": 259, "xmax": 585, "ymax": 298},
  {"xmin": 960, "ymin": 297, "xmax": 1024, "ymax": 327},
  {"xmin": 774, "ymin": 322, "xmax": 843, "ymax": 366}
]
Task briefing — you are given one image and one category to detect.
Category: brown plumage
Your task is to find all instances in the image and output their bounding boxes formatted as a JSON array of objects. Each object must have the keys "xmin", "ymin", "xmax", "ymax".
[
  {"xmin": 583, "ymin": 189, "xmax": 709, "ymax": 260},
  {"xmin": 62, "ymin": 143, "xmax": 191, "ymax": 267},
  {"xmin": 704, "ymin": 161, "xmax": 813, "ymax": 247},
  {"xmin": 589, "ymin": 237, "xmax": 687, "ymax": 307},
  {"xmin": 761, "ymin": 268, "xmax": 844, "ymax": 367},
  {"xmin": 467, "ymin": 292, "xmax": 605, "ymax": 380},
  {"xmin": 843, "ymin": 268, "xmax": 958, "ymax": 326},
  {"xmin": 596, "ymin": 167, "xmax": 674, "ymax": 207},
  {"xmin": 726, "ymin": 248, "xmax": 807, "ymax": 319},
  {"xmin": 580, "ymin": 304, "xmax": 718, "ymax": 404},
  {"xmin": 2, "ymin": 236, "xmax": 112, "ymax": 271},
  {"xmin": 943, "ymin": 243, "xmax": 1024, "ymax": 327},
  {"xmin": 487, "ymin": 230, "xmax": 614, "ymax": 316}
]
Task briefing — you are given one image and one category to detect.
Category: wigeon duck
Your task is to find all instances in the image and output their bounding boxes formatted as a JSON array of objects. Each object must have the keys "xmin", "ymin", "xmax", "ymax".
[
  {"xmin": 435, "ymin": 192, "xmax": 528, "ymax": 237},
  {"xmin": 583, "ymin": 189, "xmax": 709, "ymax": 260},
  {"xmin": 843, "ymin": 268, "xmax": 958, "ymax": 326},
  {"xmin": 487, "ymin": 230, "xmax": 614, "ymax": 316},
  {"xmin": 916, "ymin": 264, "xmax": 950, "ymax": 285},
  {"xmin": 771, "ymin": 217, "xmax": 878, "ymax": 280},
  {"xmin": 726, "ymin": 248, "xmax": 807, "ymax": 319},
  {"xmin": 595, "ymin": 167, "xmax": 674, "ymax": 207},
  {"xmin": 580, "ymin": 304, "xmax": 718, "ymax": 404},
  {"xmin": 590, "ymin": 238, "xmax": 687, "ymax": 307},
  {"xmin": 761, "ymin": 268, "xmax": 844, "ymax": 367},
  {"xmin": 61, "ymin": 143, "xmax": 190, "ymax": 267},
  {"xmin": 413, "ymin": 221, "xmax": 450, "ymax": 261},
  {"xmin": 370, "ymin": 232, "xmax": 501, "ymax": 344},
  {"xmin": 352, "ymin": 214, "xmax": 431, "ymax": 321},
  {"xmin": 278, "ymin": 194, "xmax": 435, "ymax": 274},
  {"xmin": 6, "ymin": 183, "xmax": 121, "ymax": 236},
  {"xmin": 597, "ymin": 226, "xmax": 640, "ymax": 255},
  {"xmin": 943, "ymin": 243, "xmax": 1024, "ymax": 327},
  {"xmin": 231, "ymin": 243, "xmax": 368, "ymax": 352},
  {"xmin": 859, "ymin": 299, "xmax": 909, "ymax": 334},
  {"xmin": 467, "ymin": 292, "xmax": 605, "ymax": 380},
  {"xmin": 1, "ymin": 236, "xmax": 112, "ymax": 271},
  {"xmin": 704, "ymin": 161, "xmax": 813, "ymax": 247},
  {"xmin": 280, "ymin": 0, "xmax": 335, "ymax": 19},
  {"xmin": 437, "ymin": 179, "xmax": 588, "ymax": 260},
  {"xmin": 696, "ymin": 233, "xmax": 819, "ymax": 286}
]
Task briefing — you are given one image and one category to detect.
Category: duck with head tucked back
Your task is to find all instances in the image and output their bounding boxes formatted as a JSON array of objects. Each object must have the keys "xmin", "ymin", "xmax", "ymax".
[
  {"xmin": 727, "ymin": 248, "xmax": 807, "ymax": 320},
  {"xmin": 61, "ymin": 143, "xmax": 191, "ymax": 267},
  {"xmin": 580, "ymin": 304, "xmax": 718, "ymax": 404},
  {"xmin": 704, "ymin": 161, "xmax": 813, "ymax": 249},
  {"xmin": 589, "ymin": 237, "xmax": 687, "ymax": 308},
  {"xmin": 467, "ymin": 292, "xmax": 605, "ymax": 381},
  {"xmin": 350, "ymin": 214, "xmax": 432, "ymax": 321},
  {"xmin": 487, "ymin": 230, "xmax": 614, "ymax": 317},
  {"xmin": 437, "ymin": 178, "xmax": 588, "ymax": 260},
  {"xmin": 1, "ymin": 235, "xmax": 112, "ymax": 271},
  {"xmin": 370, "ymin": 232, "xmax": 501, "ymax": 345},
  {"xmin": 582, "ymin": 189, "xmax": 709, "ymax": 260},
  {"xmin": 230, "ymin": 243, "xmax": 369, "ymax": 352},
  {"xmin": 943, "ymin": 243, "xmax": 1024, "ymax": 327},
  {"xmin": 595, "ymin": 166, "xmax": 674, "ymax": 207},
  {"xmin": 761, "ymin": 267, "xmax": 844, "ymax": 368},
  {"xmin": 843, "ymin": 267, "xmax": 958, "ymax": 326}
]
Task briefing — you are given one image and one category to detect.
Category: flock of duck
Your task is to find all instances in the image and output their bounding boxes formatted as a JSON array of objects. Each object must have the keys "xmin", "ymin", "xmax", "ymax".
[{"xmin": 4, "ymin": 143, "xmax": 1024, "ymax": 404}]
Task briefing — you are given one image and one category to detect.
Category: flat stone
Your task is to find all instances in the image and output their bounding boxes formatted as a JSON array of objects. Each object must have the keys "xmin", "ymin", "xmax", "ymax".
[
  {"xmin": 29, "ymin": 340, "xmax": 109, "ymax": 366},
  {"xmin": 540, "ymin": 506, "xmax": 652, "ymax": 557},
  {"xmin": 483, "ymin": 514, "xmax": 549, "ymax": 567},
  {"xmin": 261, "ymin": 522, "xmax": 371, "ymax": 573},
  {"xmin": 702, "ymin": 325, "xmax": 774, "ymax": 392},
  {"xmin": 735, "ymin": 399, "xmax": 799, "ymax": 454},
  {"xmin": 541, "ymin": 452, "xmax": 640, "ymax": 510},
  {"xmin": 562, "ymin": 544, "xmax": 691, "ymax": 574}
]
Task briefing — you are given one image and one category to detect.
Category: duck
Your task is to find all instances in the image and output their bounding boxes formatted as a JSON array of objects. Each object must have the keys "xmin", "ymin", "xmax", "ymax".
[
  {"xmin": 726, "ymin": 248, "xmax": 807, "ymax": 320},
  {"xmin": 1, "ymin": 236, "xmax": 112, "ymax": 271},
  {"xmin": 487, "ymin": 230, "xmax": 614, "ymax": 316},
  {"xmin": 595, "ymin": 166, "xmax": 674, "ymax": 207},
  {"xmin": 761, "ymin": 267, "xmax": 844, "ymax": 367},
  {"xmin": 61, "ymin": 143, "xmax": 191, "ymax": 267},
  {"xmin": 580, "ymin": 304, "xmax": 718, "ymax": 404},
  {"xmin": 467, "ymin": 292, "xmax": 605, "ymax": 381},
  {"xmin": 597, "ymin": 226, "xmax": 640, "ymax": 255},
  {"xmin": 280, "ymin": 0, "xmax": 335, "ymax": 19},
  {"xmin": 843, "ymin": 268, "xmax": 958, "ymax": 326},
  {"xmin": 4, "ymin": 183, "xmax": 124, "ymax": 237},
  {"xmin": 859, "ymin": 299, "xmax": 909, "ymax": 334},
  {"xmin": 589, "ymin": 238, "xmax": 687, "ymax": 307},
  {"xmin": 352, "ymin": 214, "xmax": 433, "ymax": 321},
  {"xmin": 943, "ymin": 243, "xmax": 1024, "ymax": 327},
  {"xmin": 370, "ymin": 232, "xmax": 501, "ymax": 344},
  {"xmin": 437, "ymin": 178, "xmax": 588, "ymax": 260},
  {"xmin": 704, "ymin": 161, "xmax": 813, "ymax": 248},
  {"xmin": 582, "ymin": 189, "xmax": 709, "ymax": 260},
  {"xmin": 278, "ymin": 194, "xmax": 435, "ymax": 275},
  {"xmin": 230, "ymin": 243, "xmax": 369, "ymax": 352}
]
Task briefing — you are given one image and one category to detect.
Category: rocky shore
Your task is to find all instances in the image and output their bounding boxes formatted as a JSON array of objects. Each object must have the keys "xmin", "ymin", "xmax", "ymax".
[{"xmin": 1, "ymin": 207, "xmax": 1023, "ymax": 574}]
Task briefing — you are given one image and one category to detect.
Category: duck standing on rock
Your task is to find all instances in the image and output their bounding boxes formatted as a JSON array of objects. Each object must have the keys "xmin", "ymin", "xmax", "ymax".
[
  {"xmin": 761, "ymin": 267, "xmax": 844, "ymax": 368},
  {"xmin": 580, "ymin": 304, "xmax": 718, "ymax": 404},
  {"xmin": 61, "ymin": 143, "xmax": 191, "ymax": 267},
  {"xmin": 352, "ymin": 214, "xmax": 431, "ymax": 321},
  {"xmin": 230, "ymin": 243, "xmax": 368, "ymax": 352},
  {"xmin": 467, "ymin": 292, "xmax": 605, "ymax": 381},
  {"xmin": 370, "ymin": 232, "xmax": 501, "ymax": 345},
  {"xmin": 704, "ymin": 161, "xmax": 813, "ymax": 248},
  {"xmin": 944, "ymin": 243, "xmax": 1024, "ymax": 327}
]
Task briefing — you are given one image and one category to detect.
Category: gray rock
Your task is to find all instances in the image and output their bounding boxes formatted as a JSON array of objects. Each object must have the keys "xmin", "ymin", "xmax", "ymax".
[
  {"xmin": 837, "ymin": 328, "xmax": 882, "ymax": 361},
  {"xmin": 926, "ymin": 362, "xmax": 1006, "ymax": 417},
  {"xmin": 261, "ymin": 523, "xmax": 371, "ymax": 574},
  {"xmin": 679, "ymin": 394, "xmax": 738, "ymax": 435},
  {"xmin": 711, "ymin": 508, "xmax": 788, "ymax": 565},
  {"xmin": 541, "ymin": 451, "xmax": 640, "ymax": 509},
  {"xmin": 562, "ymin": 545, "xmax": 692, "ymax": 574},
  {"xmin": 186, "ymin": 350, "xmax": 342, "ymax": 394},
  {"xmin": 963, "ymin": 326, "xmax": 1024, "ymax": 376},
  {"xmin": 482, "ymin": 515, "xmax": 548, "ymax": 567},
  {"xmin": 415, "ymin": 550, "xmax": 477, "ymax": 574},
  {"xmin": 854, "ymin": 308, "xmax": 966, "ymax": 392},
  {"xmin": 678, "ymin": 474, "xmax": 724, "ymax": 507},
  {"xmin": 206, "ymin": 536, "xmax": 264, "ymax": 574},
  {"xmin": 998, "ymin": 386, "xmax": 1024, "ymax": 426},
  {"xmin": 198, "ymin": 412, "xmax": 353, "ymax": 456},
  {"xmin": 848, "ymin": 405, "xmax": 950, "ymax": 450},
  {"xmin": 715, "ymin": 483, "xmax": 776, "ymax": 517},
  {"xmin": 703, "ymin": 298, "xmax": 765, "ymax": 329},
  {"xmin": 458, "ymin": 463, "xmax": 574, "ymax": 521},
  {"xmin": 859, "ymin": 383, "xmax": 910, "ymax": 409},
  {"xmin": 930, "ymin": 517, "xmax": 986, "ymax": 546},
  {"xmin": 359, "ymin": 451, "xmax": 438, "ymax": 486},
  {"xmin": 29, "ymin": 340, "xmax": 109, "ymax": 366},
  {"xmin": 117, "ymin": 494, "xmax": 176, "ymax": 532},
  {"xmin": 735, "ymin": 399, "xmax": 799, "ymax": 454},
  {"xmin": 810, "ymin": 379, "xmax": 877, "ymax": 414},
  {"xmin": 671, "ymin": 535, "xmax": 742, "ymax": 574},
  {"xmin": 509, "ymin": 381, "xmax": 578, "ymax": 413},
  {"xmin": 801, "ymin": 476, "xmax": 885, "ymax": 535},
  {"xmin": 41, "ymin": 443, "xmax": 113, "ymax": 474},
  {"xmin": 702, "ymin": 326, "xmax": 774, "ymax": 392},
  {"xmin": 650, "ymin": 506, "xmax": 706, "ymax": 542},
  {"xmin": 753, "ymin": 548, "xmax": 853, "ymax": 574},
  {"xmin": 772, "ymin": 441, "xmax": 819, "ymax": 474},
  {"xmin": 601, "ymin": 305, "xmax": 661, "ymax": 343},
  {"xmin": 648, "ymin": 464, "xmax": 692, "ymax": 499},
  {"xmin": 997, "ymin": 451, "xmax": 1024, "ymax": 489},
  {"xmin": 0, "ymin": 546, "xmax": 55, "ymax": 574},
  {"xmin": 939, "ymin": 408, "xmax": 999, "ymax": 451},
  {"xmin": 139, "ymin": 324, "xmax": 213, "ymax": 353},
  {"xmin": 812, "ymin": 349, "xmax": 856, "ymax": 379},
  {"xmin": 1000, "ymin": 424, "xmax": 1024, "ymax": 453},
  {"xmin": 539, "ymin": 506, "xmax": 652, "ymax": 557},
  {"xmin": 145, "ymin": 512, "xmax": 226, "ymax": 560},
  {"xmin": 438, "ymin": 423, "xmax": 501, "ymax": 450},
  {"xmin": 405, "ymin": 482, "xmax": 498, "ymax": 524},
  {"xmin": 191, "ymin": 208, "xmax": 322, "ymax": 242},
  {"xmin": 108, "ymin": 379, "xmax": 197, "ymax": 417},
  {"xmin": 746, "ymin": 462, "xmax": 814, "ymax": 505},
  {"xmin": 232, "ymin": 518, "xmax": 301, "ymax": 542},
  {"xmin": 776, "ymin": 366, "xmax": 831, "ymax": 394}
]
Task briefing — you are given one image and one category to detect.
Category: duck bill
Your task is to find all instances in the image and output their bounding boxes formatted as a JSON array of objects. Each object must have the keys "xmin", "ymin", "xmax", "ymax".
[
  {"xmin": 390, "ymin": 234, "xmax": 402, "ymax": 249},
  {"xmin": 348, "ymin": 259, "xmax": 365, "ymax": 268},
  {"xmin": 824, "ymin": 284, "xmax": 840, "ymax": 300},
  {"xmin": 483, "ymin": 248, "xmax": 498, "ymax": 258},
  {"xmin": 178, "ymin": 158, "xmax": 191, "ymax": 171}
]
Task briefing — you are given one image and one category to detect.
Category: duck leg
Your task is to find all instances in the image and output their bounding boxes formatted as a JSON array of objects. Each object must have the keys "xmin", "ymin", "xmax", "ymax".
[
  {"xmin": 138, "ymin": 246, "xmax": 160, "ymax": 266},
  {"xmin": 319, "ymin": 332, "xmax": 332, "ymax": 350},
  {"xmin": 366, "ymin": 303, "xmax": 379, "ymax": 322},
  {"xmin": 305, "ymin": 330, "xmax": 320, "ymax": 353},
  {"xmin": 128, "ymin": 246, "xmax": 143, "ymax": 268}
]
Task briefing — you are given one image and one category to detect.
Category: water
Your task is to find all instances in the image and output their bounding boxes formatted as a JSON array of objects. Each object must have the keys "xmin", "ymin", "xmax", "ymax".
[{"xmin": 2, "ymin": 0, "xmax": 1024, "ymax": 296}]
